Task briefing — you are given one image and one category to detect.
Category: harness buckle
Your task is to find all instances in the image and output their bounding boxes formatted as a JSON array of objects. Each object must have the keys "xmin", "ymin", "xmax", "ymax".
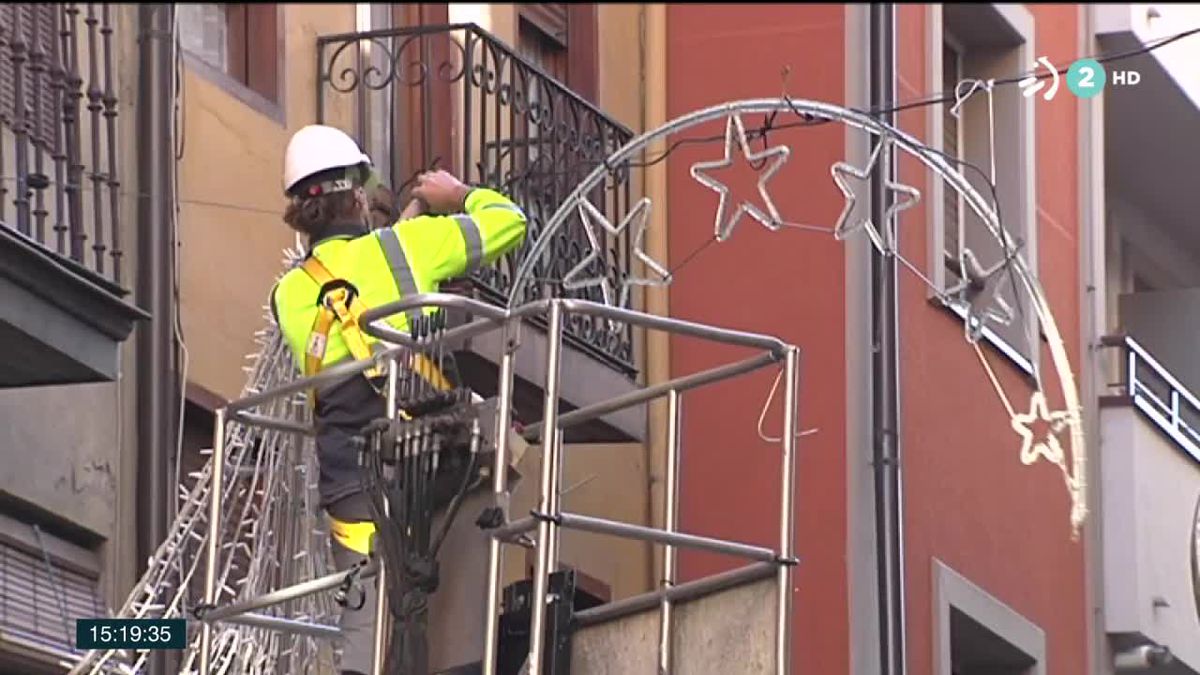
[{"xmin": 316, "ymin": 279, "xmax": 359, "ymax": 310}]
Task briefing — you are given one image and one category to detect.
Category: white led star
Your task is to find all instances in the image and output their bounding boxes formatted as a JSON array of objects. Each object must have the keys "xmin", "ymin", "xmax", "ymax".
[
  {"xmin": 948, "ymin": 248, "xmax": 1015, "ymax": 343},
  {"xmin": 1011, "ymin": 391, "xmax": 1070, "ymax": 467},
  {"xmin": 830, "ymin": 137, "xmax": 921, "ymax": 254},
  {"xmin": 689, "ymin": 113, "xmax": 790, "ymax": 243},
  {"xmin": 561, "ymin": 197, "xmax": 668, "ymax": 321}
]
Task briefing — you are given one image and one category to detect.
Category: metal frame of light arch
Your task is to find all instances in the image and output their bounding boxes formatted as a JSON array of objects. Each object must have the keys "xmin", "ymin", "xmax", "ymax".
[{"xmin": 510, "ymin": 98, "xmax": 1088, "ymax": 537}]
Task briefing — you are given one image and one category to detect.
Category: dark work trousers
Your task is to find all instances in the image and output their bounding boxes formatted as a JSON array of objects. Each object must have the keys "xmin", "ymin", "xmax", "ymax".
[{"xmin": 327, "ymin": 492, "xmax": 378, "ymax": 675}]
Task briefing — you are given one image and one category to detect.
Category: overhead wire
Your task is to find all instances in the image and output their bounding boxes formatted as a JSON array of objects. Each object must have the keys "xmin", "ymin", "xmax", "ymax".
[
  {"xmin": 535, "ymin": 23, "xmax": 1200, "ymax": 309},
  {"xmin": 499, "ymin": 25, "xmax": 1200, "ymax": 190},
  {"xmin": 166, "ymin": 11, "xmax": 193, "ymax": 643}
]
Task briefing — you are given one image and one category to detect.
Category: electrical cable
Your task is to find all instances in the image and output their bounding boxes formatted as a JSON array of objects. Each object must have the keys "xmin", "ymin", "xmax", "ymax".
[
  {"xmin": 497, "ymin": 25, "xmax": 1200, "ymax": 189},
  {"xmin": 166, "ymin": 13, "xmax": 193, "ymax": 644},
  {"xmin": 170, "ymin": 11, "xmax": 190, "ymax": 523},
  {"xmin": 755, "ymin": 367, "xmax": 820, "ymax": 444},
  {"xmin": 525, "ymin": 22, "xmax": 1200, "ymax": 300}
]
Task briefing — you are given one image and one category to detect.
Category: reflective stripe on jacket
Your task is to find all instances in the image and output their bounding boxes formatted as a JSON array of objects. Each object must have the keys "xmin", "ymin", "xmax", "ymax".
[{"xmin": 271, "ymin": 187, "xmax": 527, "ymax": 374}]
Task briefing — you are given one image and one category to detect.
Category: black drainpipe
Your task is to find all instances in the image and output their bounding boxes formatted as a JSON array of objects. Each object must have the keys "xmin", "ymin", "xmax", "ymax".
[
  {"xmin": 870, "ymin": 4, "xmax": 905, "ymax": 675},
  {"xmin": 136, "ymin": 5, "xmax": 176, "ymax": 673}
]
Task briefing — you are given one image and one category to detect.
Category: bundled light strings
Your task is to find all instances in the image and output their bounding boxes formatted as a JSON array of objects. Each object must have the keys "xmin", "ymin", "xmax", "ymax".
[{"xmin": 71, "ymin": 248, "xmax": 339, "ymax": 675}]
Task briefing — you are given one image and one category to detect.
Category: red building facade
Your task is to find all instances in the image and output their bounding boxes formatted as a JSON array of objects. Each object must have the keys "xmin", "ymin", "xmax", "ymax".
[{"xmin": 663, "ymin": 4, "xmax": 1089, "ymax": 673}]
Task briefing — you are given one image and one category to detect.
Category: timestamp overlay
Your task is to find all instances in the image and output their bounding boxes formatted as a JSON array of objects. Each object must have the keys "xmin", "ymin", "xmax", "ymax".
[{"xmin": 77, "ymin": 618, "xmax": 188, "ymax": 650}]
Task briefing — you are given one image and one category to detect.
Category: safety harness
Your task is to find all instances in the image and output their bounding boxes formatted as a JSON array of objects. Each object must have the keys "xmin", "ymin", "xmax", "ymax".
[
  {"xmin": 299, "ymin": 254, "xmax": 454, "ymax": 556},
  {"xmin": 299, "ymin": 255, "xmax": 453, "ymax": 392},
  {"xmin": 301, "ymin": 256, "xmax": 384, "ymax": 381}
]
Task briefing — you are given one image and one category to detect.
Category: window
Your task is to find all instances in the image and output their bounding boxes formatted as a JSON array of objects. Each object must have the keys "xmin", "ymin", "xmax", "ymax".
[
  {"xmin": 388, "ymin": 4, "xmax": 454, "ymax": 190},
  {"xmin": 934, "ymin": 559, "xmax": 1046, "ymax": 675},
  {"xmin": 0, "ymin": 512, "xmax": 105, "ymax": 670},
  {"xmin": 0, "ymin": 6, "xmax": 59, "ymax": 150},
  {"xmin": 949, "ymin": 608, "xmax": 1038, "ymax": 674},
  {"xmin": 933, "ymin": 4, "xmax": 1037, "ymax": 373},
  {"xmin": 519, "ymin": 5, "xmax": 569, "ymax": 82},
  {"xmin": 356, "ymin": 4, "xmax": 400, "ymax": 191},
  {"xmin": 517, "ymin": 4, "xmax": 598, "ymax": 101},
  {"xmin": 506, "ymin": 4, "xmax": 599, "ymax": 192},
  {"xmin": 178, "ymin": 4, "xmax": 279, "ymax": 104},
  {"xmin": 942, "ymin": 41, "xmax": 965, "ymax": 264}
]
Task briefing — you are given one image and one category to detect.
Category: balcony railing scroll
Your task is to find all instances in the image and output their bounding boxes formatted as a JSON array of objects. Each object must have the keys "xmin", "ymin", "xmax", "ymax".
[
  {"xmin": 316, "ymin": 23, "xmax": 637, "ymax": 375},
  {"xmin": 0, "ymin": 3, "xmax": 124, "ymax": 287},
  {"xmin": 1104, "ymin": 334, "xmax": 1200, "ymax": 464}
]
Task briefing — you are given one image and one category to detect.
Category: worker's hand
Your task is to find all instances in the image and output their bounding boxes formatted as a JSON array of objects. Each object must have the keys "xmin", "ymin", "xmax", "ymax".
[
  {"xmin": 411, "ymin": 170, "xmax": 471, "ymax": 214},
  {"xmin": 398, "ymin": 198, "xmax": 424, "ymax": 221}
]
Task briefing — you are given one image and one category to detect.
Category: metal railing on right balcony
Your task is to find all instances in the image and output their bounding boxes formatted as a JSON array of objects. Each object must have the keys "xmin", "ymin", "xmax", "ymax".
[
  {"xmin": 0, "ymin": 4, "xmax": 124, "ymax": 287},
  {"xmin": 316, "ymin": 23, "xmax": 637, "ymax": 375},
  {"xmin": 1104, "ymin": 335, "xmax": 1200, "ymax": 463}
]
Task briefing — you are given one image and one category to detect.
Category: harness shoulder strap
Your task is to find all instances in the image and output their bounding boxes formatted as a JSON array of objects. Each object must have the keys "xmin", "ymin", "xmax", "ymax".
[
  {"xmin": 298, "ymin": 255, "xmax": 453, "ymax": 392},
  {"xmin": 300, "ymin": 256, "xmax": 381, "ymax": 379}
]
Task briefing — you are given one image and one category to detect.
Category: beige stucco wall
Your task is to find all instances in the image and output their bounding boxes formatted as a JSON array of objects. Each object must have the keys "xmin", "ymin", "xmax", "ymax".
[
  {"xmin": 642, "ymin": 1, "xmax": 673, "ymax": 595},
  {"xmin": 599, "ymin": 3, "xmax": 654, "ymax": 381},
  {"xmin": 598, "ymin": 4, "xmax": 644, "ymax": 133},
  {"xmin": 178, "ymin": 4, "xmax": 355, "ymax": 401},
  {"xmin": 504, "ymin": 441, "xmax": 653, "ymax": 601}
]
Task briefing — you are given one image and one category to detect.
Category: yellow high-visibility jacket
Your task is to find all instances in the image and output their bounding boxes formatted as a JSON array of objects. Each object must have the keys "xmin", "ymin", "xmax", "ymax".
[
  {"xmin": 270, "ymin": 187, "xmax": 526, "ymax": 508},
  {"xmin": 271, "ymin": 187, "xmax": 527, "ymax": 375}
]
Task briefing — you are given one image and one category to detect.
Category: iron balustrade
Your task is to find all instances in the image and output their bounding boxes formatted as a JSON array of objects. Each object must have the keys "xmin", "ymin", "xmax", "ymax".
[
  {"xmin": 0, "ymin": 4, "xmax": 124, "ymax": 286},
  {"xmin": 316, "ymin": 23, "xmax": 637, "ymax": 375},
  {"xmin": 1109, "ymin": 335, "xmax": 1200, "ymax": 464}
]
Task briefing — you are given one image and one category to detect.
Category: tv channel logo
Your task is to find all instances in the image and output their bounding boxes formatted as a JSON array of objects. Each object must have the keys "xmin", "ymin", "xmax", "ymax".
[
  {"xmin": 1067, "ymin": 59, "xmax": 1106, "ymax": 98},
  {"xmin": 1066, "ymin": 59, "xmax": 1140, "ymax": 99},
  {"xmin": 1018, "ymin": 57, "xmax": 1139, "ymax": 101}
]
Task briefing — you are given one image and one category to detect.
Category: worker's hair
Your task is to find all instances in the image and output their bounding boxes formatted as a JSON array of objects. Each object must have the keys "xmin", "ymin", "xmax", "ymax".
[
  {"xmin": 282, "ymin": 188, "xmax": 366, "ymax": 238},
  {"xmin": 367, "ymin": 183, "xmax": 397, "ymax": 230}
]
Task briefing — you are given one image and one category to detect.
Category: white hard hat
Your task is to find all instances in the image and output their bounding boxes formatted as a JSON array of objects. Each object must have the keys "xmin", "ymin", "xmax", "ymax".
[{"xmin": 282, "ymin": 124, "xmax": 372, "ymax": 196}]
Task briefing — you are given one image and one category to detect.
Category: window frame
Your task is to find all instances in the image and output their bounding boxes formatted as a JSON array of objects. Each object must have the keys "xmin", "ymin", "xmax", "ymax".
[
  {"xmin": 932, "ymin": 558, "xmax": 1047, "ymax": 675},
  {"xmin": 0, "ymin": 6, "xmax": 60, "ymax": 152},
  {"xmin": 0, "ymin": 510, "xmax": 105, "ymax": 667},
  {"xmin": 178, "ymin": 3, "xmax": 285, "ymax": 125},
  {"xmin": 926, "ymin": 3, "xmax": 1039, "ymax": 378},
  {"xmin": 518, "ymin": 11, "xmax": 570, "ymax": 83},
  {"xmin": 387, "ymin": 3, "xmax": 455, "ymax": 188},
  {"xmin": 517, "ymin": 3, "xmax": 599, "ymax": 103},
  {"xmin": 0, "ymin": 511, "xmax": 100, "ymax": 578},
  {"xmin": 941, "ymin": 35, "xmax": 967, "ymax": 267}
]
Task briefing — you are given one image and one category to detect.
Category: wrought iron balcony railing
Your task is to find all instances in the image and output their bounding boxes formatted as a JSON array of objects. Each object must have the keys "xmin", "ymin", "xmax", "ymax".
[
  {"xmin": 1104, "ymin": 334, "xmax": 1200, "ymax": 464},
  {"xmin": 317, "ymin": 23, "xmax": 637, "ymax": 375},
  {"xmin": 0, "ymin": 4, "xmax": 124, "ymax": 287}
]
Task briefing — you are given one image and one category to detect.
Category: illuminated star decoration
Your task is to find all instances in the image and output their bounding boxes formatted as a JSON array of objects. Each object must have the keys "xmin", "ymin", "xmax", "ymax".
[
  {"xmin": 561, "ymin": 197, "xmax": 668, "ymax": 330},
  {"xmin": 948, "ymin": 248, "xmax": 1015, "ymax": 343},
  {"xmin": 689, "ymin": 113, "xmax": 790, "ymax": 243},
  {"xmin": 1011, "ymin": 391, "xmax": 1070, "ymax": 467},
  {"xmin": 1191, "ymin": 494, "xmax": 1200, "ymax": 622},
  {"xmin": 830, "ymin": 136, "xmax": 921, "ymax": 254}
]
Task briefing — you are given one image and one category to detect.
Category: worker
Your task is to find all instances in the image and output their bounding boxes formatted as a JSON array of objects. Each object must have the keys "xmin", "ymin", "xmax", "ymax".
[{"xmin": 270, "ymin": 124, "xmax": 527, "ymax": 675}]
